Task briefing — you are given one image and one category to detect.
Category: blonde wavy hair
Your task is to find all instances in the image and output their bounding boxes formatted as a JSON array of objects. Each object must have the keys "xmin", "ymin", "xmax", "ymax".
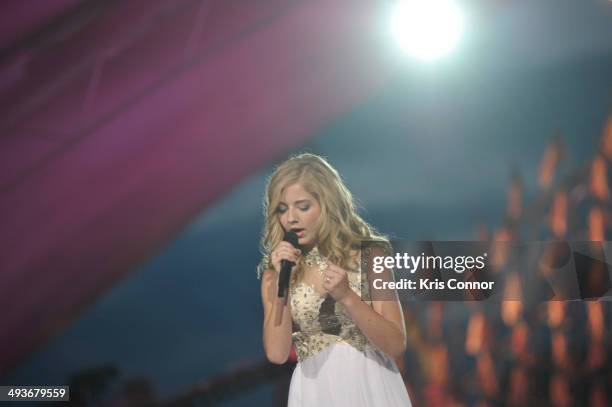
[{"xmin": 257, "ymin": 153, "xmax": 390, "ymax": 279}]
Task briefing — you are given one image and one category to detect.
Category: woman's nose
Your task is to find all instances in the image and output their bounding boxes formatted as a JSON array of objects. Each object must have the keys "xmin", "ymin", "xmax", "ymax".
[{"xmin": 287, "ymin": 207, "xmax": 299, "ymax": 223}]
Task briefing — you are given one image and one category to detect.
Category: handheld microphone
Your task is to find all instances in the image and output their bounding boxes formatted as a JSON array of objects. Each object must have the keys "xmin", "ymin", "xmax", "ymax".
[{"xmin": 278, "ymin": 231, "xmax": 300, "ymax": 299}]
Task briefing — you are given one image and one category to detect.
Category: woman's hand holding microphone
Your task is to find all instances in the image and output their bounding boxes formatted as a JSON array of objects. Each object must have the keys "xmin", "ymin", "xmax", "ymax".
[
  {"xmin": 270, "ymin": 242, "xmax": 301, "ymax": 326},
  {"xmin": 270, "ymin": 241, "xmax": 301, "ymax": 275}
]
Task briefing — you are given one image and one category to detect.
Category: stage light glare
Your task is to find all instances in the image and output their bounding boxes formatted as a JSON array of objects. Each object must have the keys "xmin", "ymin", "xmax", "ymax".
[{"xmin": 391, "ymin": 0, "xmax": 464, "ymax": 61}]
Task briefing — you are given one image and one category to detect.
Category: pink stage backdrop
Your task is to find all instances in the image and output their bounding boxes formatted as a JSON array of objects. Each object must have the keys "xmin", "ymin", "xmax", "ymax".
[{"xmin": 0, "ymin": 0, "xmax": 395, "ymax": 377}]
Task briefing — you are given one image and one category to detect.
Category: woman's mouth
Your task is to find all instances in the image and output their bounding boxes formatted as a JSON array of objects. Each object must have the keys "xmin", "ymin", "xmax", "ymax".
[{"xmin": 292, "ymin": 228, "xmax": 305, "ymax": 238}]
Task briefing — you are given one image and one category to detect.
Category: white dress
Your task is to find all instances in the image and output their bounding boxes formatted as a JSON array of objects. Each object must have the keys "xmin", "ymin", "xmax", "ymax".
[{"xmin": 286, "ymin": 248, "xmax": 412, "ymax": 407}]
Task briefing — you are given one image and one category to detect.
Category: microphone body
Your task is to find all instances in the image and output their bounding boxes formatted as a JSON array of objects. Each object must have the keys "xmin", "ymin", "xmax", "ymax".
[{"xmin": 278, "ymin": 231, "xmax": 300, "ymax": 299}]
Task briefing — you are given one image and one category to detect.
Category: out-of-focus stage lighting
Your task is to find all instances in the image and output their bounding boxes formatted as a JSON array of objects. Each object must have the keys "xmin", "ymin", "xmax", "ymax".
[{"xmin": 391, "ymin": 0, "xmax": 465, "ymax": 61}]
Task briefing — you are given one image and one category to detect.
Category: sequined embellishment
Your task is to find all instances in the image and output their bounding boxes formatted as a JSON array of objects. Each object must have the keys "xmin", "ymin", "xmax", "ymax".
[
  {"xmin": 289, "ymin": 252, "xmax": 372, "ymax": 363},
  {"xmin": 304, "ymin": 246, "xmax": 328, "ymax": 275}
]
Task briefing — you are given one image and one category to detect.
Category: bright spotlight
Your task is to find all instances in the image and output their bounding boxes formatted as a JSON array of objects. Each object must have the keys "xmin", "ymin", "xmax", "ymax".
[{"xmin": 391, "ymin": 0, "xmax": 465, "ymax": 61}]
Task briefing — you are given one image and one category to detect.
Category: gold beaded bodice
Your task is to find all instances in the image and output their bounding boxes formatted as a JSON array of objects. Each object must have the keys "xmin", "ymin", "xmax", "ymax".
[{"xmin": 289, "ymin": 247, "xmax": 372, "ymax": 362}]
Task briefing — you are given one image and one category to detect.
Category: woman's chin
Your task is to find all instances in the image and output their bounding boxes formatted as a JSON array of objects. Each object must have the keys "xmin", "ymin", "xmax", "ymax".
[{"xmin": 299, "ymin": 239, "xmax": 316, "ymax": 250}]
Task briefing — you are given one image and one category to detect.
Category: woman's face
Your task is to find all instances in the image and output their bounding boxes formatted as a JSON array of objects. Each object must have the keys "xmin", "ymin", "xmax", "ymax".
[{"xmin": 277, "ymin": 182, "xmax": 321, "ymax": 250}]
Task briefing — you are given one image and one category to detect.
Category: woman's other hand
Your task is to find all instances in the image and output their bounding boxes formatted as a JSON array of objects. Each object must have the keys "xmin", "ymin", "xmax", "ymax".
[{"xmin": 323, "ymin": 263, "xmax": 353, "ymax": 302}]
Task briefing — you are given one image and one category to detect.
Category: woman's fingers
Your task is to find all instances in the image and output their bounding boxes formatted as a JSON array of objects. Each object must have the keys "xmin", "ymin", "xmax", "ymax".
[
  {"xmin": 323, "ymin": 264, "xmax": 348, "ymax": 288},
  {"xmin": 323, "ymin": 268, "xmax": 342, "ymax": 283},
  {"xmin": 277, "ymin": 241, "xmax": 301, "ymax": 253},
  {"xmin": 325, "ymin": 264, "xmax": 345, "ymax": 277},
  {"xmin": 275, "ymin": 243, "xmax": 301, "ymax": 259},
  {"xmin": 323, "ymin": 265, "xmax": 353, "ymax": 302},
  {"xmin": 271, "ymin": 243, "xmax": 301, "ymax": 272}
]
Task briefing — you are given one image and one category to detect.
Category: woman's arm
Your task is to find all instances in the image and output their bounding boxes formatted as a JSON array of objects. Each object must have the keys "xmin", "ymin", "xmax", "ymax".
[
  {"xmin": 324, "ymin": 249, "xmax": 407, "ymax": 358},
  {"xmin": 338, "ymin": 284, "xmax": 407, "ymax": 357},
  {"xmin": 261, "ymin": 269, "xmax": 293, "ymax": 364}
]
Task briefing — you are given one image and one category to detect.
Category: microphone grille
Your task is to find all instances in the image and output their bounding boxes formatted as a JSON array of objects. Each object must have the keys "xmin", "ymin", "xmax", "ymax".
[{"xmin": 284, "ymin": 231, "xmax": 299, "ymax": 248}]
